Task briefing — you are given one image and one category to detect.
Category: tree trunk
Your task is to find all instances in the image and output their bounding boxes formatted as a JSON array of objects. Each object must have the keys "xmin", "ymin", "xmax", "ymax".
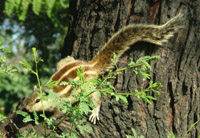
[
  {"xmin": 1, "ymin": 0, "xmax": 200, "ymax": 138},
  {"xmin": 63, "ymin": 0, "xmax": 200, "ymax": 138}
]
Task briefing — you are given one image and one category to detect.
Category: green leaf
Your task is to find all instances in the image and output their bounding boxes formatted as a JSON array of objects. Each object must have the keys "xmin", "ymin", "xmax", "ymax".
[
  {"xmin": 33, "ymin": 0, "xmax": 42, "ymax": 15},
  {"xmin": 79, "ymin": 102, "xmax": 90, "ymax": 114},
  {"xmin": 16, "ymin": 110, "xmax": 33, "ymax": 123},
  {"xmin": 144, "ymin": 61, "xmax": 151, "ymax": 68},
  {"xmin": 0, "ymin": 46, "xmax": 11, "ymax": 53},
  {"xmin": 16, "ymin": 110, "xmax": 29, "ymax": 117},
  {"xmin": 131, "ymin": 128, "xmax": 138, "ymax": 137},
  {"xmin": 38, "ymin": 58, "xmax": 44, "ymax": 62},
  {"xmin": 32, "ymin": 111, "xmax": 39, "ymax": 125},
  {"xmin": 116, "ymin": 95, "xmax": 128, "ymax": 104},
  {"xmin": 46, "ymin": 0, "xmax": 56, "ymax": 17},
  {"xmin": 152, "ymin": 89, "xmax": 161, "ymax": 95},
  {"xmin": 77, "ymin": 66, "xmax": 85, "ymax": 81},
  {"xmin": 101, "ymin": 88, "xmax": 113, "ymax": 93},
  {"xmin": 169, "ymin": 132, "xmax": 176, "ymax": 138},
  {"xmin": 133, "ymin": 68, "xmax": 139, "ymax": 75},
  {"xmin": 109, "ymin": 83, "xmax": 116, "ymax": 90},
  {"xmin": 46, "ymin": 80, "xmax": 58, "ymax": 88},
  {"xmin": 15, "ymin": 0, "xmax": 21, "ymax": 11},
  {"xmin": 149, "ymin": 55, "xmax": 160, "ymax": 60},
  {"xmin": 111, "ymin": 52, "xmax": 117, "ymax": 65},
  {"xmin": 20, "ymin": 60, "xmax": 33, "ymax": 72},
  {"xmin": 0, "ymin": 55, "xmax": 6, "ymax": 63},
  {"xmin": 144, "ymin": 98, "xmax": 152, "ymax": 104},
  {"xmin": 60, "ymin": 81, "xmax": 69, "ymax": 86},
  {"xmin": 185, "ymin": 120, "xmax": 200, "ymax": 135},
  {"xmin": 59, "ymin": 0, "xmax": 69, "ymax": 8},
  {"xmin": 19, "ymin": 0, "xmax": 31, "ymax": 20},
  {"xmin": 141, "ymin": 72, "xmax": 151, "ymax": 79},
  {"xmin": 23, "ymin": 116, "xmax": 33, "ymax": 123},
  {"xmin": 59, "ymin": 98, "xmax": 71, "ymax": 113},
  {"xmin": 87, "ymin": 77, "xmax": 99, "ymax": 84},
  {"xmin": 40, "ymin": 114, "xmax": 47, "ymax": 120},
  {"xmin": 44, "ymin": 88, "xmax": 60, "ymax": 107},
  {"xmin": 0, "ymin": 114, "xmax": 6, "ymax": 122},
  {"xmin": 5, "ymin": 0, "xmax": 15, "ymax": 16},
  {"xmin": 146, "ymin": 96, "xmax": 156, "ymax": 100},
  {"xmin": 32, "ymin": 48, "xmax": 37, "ymax": 60},
  {"xmin": 79, "ymin": 124, "xmax": 92, "ymax": 134}
]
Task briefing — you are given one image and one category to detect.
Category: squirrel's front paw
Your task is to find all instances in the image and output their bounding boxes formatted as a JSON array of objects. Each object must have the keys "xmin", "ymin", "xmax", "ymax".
[{"xmin": 89, "ymin": 107, "xmax": 100, "ymax": 124}]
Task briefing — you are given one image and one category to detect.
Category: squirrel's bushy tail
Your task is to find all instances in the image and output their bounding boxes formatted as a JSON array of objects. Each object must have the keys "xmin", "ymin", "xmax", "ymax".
[{"xmin": 91, "ymin": 12, "xmax": 184, "ymax": 73}]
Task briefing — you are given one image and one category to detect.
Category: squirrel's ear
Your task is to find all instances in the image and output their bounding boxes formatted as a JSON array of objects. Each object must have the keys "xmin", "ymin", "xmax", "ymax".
[{"xmin": 34, "ymin": 85, "xmax": 38, "ymax": 91}]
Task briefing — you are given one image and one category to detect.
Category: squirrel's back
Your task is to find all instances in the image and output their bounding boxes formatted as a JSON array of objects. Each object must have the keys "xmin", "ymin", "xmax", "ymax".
[{"xmin": 91, "ymin": 12, "xmax": 184, "ymax": 73}]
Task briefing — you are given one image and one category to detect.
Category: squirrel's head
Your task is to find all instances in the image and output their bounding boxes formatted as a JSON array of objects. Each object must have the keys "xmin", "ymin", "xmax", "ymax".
[{"xmin": 25, "ymin": 86, "xmax": 55, "ymax": 112}]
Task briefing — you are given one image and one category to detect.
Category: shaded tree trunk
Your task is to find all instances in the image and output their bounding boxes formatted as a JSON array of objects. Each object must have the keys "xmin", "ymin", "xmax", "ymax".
[
  {"xmin": 1, "ymin": 0, "xmax": 199, "ymax": 138},
  {"xmin": 63, "ymin": 0, "xmax": 200, "ymax": 137}
]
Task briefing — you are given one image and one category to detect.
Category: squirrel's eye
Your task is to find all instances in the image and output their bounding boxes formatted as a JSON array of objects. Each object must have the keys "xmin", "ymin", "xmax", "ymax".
[{"xmin": 35, "ymin": 99, "xmax": 40, "ymax": 103}]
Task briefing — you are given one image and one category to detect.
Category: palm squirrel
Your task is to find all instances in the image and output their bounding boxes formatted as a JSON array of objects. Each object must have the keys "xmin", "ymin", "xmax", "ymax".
[{"xmin": 24, "ymin": 12, "xmax": 184, "ymax": 124}]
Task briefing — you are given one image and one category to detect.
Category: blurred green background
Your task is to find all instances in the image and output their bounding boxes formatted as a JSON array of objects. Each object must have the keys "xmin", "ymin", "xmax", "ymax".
[{"xmin": 0, "ymin": 0, "xmax": 70, "ymax": 117}]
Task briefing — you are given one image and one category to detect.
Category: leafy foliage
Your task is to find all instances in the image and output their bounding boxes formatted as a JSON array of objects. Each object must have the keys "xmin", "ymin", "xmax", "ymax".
[
  {"xmin": 16, "ymin": 110, "xmax": 33, "ymax": 123},
  {"xmin": 0, "ymin": 113, "xmax": 6, "ymax": 122},
  {"xmin": 96, "ymin": 53, "xmax": 162, "ymax": 104},
  {"xmin": 126, "ymin": 128, "xmax": 144, "ymax": 138},
  {"xmin": 5, "ymin": 0, "xmax": 69, "ymax": 26},
  {"xmin": 167, "ymin": 119, "xmax": 200, "ymax": 138},
  {"xmin": 17, "ymin": 49, "xmax": 162, "ymax": 137},
  {"xmin": 0, "ymin": 44, "xmax": 34, "ymax": 115},
  {"xmin": 0, "ymin": 45, "xmax": 13, "ymax": 74},
  {"xmin": 33, "ymin": 0, "xmax": 42, "ymax": 15},
  {"xmin": 0, "ymin": 3, "xmax": 67, "ymax": 114},
  {"xmin": 16, "ymin": 130, "xmax": 42, "ymax": 138},
  {"xmin": 2, "ymin": 0, "xmax": 70, "ymax": 99}
]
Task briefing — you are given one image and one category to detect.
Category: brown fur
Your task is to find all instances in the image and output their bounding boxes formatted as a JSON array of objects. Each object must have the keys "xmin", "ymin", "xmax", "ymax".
[
  {"xmin": 91, "ymin": 12, "xmax": 184, "ymax": 73},
  {"xmin": 52, "ymin": 60, "xmax": 85, "ymax": 80}
]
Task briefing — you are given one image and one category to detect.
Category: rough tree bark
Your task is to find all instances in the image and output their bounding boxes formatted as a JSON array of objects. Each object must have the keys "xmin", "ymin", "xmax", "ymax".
[
  {"xmin": 1, "ymin": 0, "xmax": 200, "ymax": 138},
  {"xmin": 62, "ymin": 0, "xmax": 200, "ymax": 137}
]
